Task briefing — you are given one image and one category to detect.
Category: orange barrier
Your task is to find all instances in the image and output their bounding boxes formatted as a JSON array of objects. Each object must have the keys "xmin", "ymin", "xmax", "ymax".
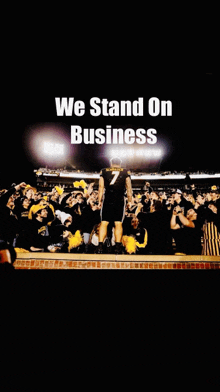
[{"xmin": 14, "ymin": 252, "xmax": 220, "ymax": 269}]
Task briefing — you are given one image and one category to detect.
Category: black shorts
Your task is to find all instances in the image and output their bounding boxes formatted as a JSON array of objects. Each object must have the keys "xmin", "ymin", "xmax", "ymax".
[{"xmin": 101, "ymin": 196, "xmax": 126, "ymax": 223}]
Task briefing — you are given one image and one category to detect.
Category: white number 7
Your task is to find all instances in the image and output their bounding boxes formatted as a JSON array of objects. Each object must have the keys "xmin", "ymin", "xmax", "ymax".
[{"xmin": 110, "ymin": 171, "xmax": 120, "ymax": 185}]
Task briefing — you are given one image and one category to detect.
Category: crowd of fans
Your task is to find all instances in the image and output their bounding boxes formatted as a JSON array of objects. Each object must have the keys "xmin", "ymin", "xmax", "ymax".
[{"xmin": 0, "ymin": 180, "xmax": 219, "ymax": 258}]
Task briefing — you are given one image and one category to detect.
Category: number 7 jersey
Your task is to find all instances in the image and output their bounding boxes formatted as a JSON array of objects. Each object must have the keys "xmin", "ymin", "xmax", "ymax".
[{"xmin": 100, "ymin": 167, "xmax": 131, "ymax": 201}]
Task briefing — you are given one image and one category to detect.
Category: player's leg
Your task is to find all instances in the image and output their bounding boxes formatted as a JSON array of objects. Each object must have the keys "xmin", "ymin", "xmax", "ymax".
[
  {"xmin": 114, "ymin": 221, "xmax": 123, "ymax": 243},
  {"xmin": 114, "ymin": 221, "xmax": 124, "ymax": 254},
  {"xmin": 114, "ymin": 198, "xmax": 126, "ymax": 254},
  {"xmin": 99, "ymin": 221, "xmax": 109, "ymax": 243},
  {"xmin": 97, "ymin": 220, "xmax": 109, "ymax": 253}
]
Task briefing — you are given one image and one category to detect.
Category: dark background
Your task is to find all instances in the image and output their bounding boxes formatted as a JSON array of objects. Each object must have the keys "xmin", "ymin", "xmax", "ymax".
[{"xmin": 1, "ymin": 71, "xmax": 217, "ymax": 188}]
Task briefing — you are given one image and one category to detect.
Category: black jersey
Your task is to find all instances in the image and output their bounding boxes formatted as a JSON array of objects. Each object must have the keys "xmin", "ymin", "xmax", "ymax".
[{"xmin": 100, "ymin": 167, "xmax": 131, "ymax": 201}]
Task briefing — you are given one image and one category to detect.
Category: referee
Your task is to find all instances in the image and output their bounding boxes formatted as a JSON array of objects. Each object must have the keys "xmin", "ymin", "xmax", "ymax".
[{"xmin": 97, "ymin": 157, "xmax": 132, "ymax": 254}]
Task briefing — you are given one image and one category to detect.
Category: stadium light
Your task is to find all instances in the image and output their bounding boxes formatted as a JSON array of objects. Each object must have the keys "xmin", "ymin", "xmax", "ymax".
[{"xmin": 43, "ymin": 142, "xmax": 65, "ymax": 157}]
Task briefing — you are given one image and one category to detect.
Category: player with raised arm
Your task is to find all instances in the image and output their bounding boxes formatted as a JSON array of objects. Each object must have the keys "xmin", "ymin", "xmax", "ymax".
[{"xmin": 97, "ymin": 157, "xmax": 133, "ymax": 254}]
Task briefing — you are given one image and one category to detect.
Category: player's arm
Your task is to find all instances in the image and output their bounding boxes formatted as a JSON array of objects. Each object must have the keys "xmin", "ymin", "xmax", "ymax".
[
  {"xmin": 125, "ymin": 176, "xmax": 133, "ymax": 209},
  {"xmin": 98, "ymin": 176, "xmax": 105, "ymax": 208}
]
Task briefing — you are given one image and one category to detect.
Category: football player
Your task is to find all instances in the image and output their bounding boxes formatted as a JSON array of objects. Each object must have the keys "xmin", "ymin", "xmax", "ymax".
[{"xmin": 97, "ymin": 157, "xmax": 132, "ymax": 254}]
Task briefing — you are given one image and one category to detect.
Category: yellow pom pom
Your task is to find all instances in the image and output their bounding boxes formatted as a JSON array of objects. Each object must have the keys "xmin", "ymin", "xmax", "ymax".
[
  {"xmin": 73, "ymin": 181, "xmax": 80, "ymax": 188},
  {"xmin": 68, "ymin": 230, "xmax": 83, "ymax": 252},
  {"xmin": 122, "ymin": 235, "xmax": 137, "ymax": 254},
  {"xmin": 79, "ymin": 180, "xmax": 87, "ymax": 189},
  {"xmin": 73, "ymin": 180, "xmax": 88, "ymax": 189},
  {"xmin": 55, "ymin": 186, "xmax": 64, "ymax": 195}
]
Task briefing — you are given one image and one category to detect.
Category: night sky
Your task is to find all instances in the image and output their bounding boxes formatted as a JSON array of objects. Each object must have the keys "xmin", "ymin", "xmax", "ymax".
[{"xmin": 1, "ymin": 72, "xmax": 217, "ymax": 188}]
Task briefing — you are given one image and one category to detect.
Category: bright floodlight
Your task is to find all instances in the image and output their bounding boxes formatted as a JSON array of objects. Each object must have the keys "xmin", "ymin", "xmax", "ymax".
[{"xmin": 43, "ymin": 142, "xmax": 64, "ymax": 157}]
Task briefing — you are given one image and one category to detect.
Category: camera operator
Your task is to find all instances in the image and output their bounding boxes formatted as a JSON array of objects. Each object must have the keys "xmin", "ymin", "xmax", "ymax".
[
  {"xmin": 170, "ymin": 205, "xmax": 202, "ymax": 255},
  {"xmin": 172, "ymin": 189, "xmax": 194, "ymax": 216}
]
